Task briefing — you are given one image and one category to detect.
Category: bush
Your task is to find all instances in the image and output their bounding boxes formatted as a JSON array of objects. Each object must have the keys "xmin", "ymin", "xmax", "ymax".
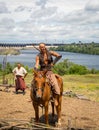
[
  {"xmin": 53, "ymin": 59, "xmax": 90, "ymax": 75},
  {"xmin": 0, "ymin": 60, "xmax": 99, "ymax": 76},
  {"xmin": 52, "ymin": 59, "xmax": 72, "ymax": 75},
  {"xmin": 69, "ymin": 64, "xmax": 88, "ymax": 75},
  {"xmin": 6, "ymin": 62, "xmax": 13, "ymax": 74}
]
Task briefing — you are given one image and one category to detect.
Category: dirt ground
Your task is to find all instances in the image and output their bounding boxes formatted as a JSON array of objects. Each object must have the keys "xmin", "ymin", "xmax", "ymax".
[{"xmin": 0, "ymin": 86, "xmax": 99, "ymax": 130}]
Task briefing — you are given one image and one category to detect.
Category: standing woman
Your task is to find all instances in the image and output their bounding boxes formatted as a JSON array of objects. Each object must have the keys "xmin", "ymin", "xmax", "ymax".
[{"xmin": 12, "ymin": 63, "xmax": 27, "ymax": 94}]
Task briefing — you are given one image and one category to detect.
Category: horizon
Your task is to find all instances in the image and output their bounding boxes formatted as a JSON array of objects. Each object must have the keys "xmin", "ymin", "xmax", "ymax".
[{"xmin": 0, "ymin": 41, "xmax": 99, "ymax": 44}]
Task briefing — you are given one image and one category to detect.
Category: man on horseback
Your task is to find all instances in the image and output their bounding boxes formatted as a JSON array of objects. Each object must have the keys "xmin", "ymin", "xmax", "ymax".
[{"xmin": 34, "ymin": 43, "xmax": 62, "ymax": 106}]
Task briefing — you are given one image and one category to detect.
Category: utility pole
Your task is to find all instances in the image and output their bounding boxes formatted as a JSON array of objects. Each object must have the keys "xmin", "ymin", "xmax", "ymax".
[{"xmin": 2, "ymin": 54, "xmax": 7, "ymax": 84}]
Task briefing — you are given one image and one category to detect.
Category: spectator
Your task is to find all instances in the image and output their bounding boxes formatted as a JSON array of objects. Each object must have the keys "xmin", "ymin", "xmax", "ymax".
[{"xmin": 12, "ymin": 63, "xmax": 27, "ymax": 94}]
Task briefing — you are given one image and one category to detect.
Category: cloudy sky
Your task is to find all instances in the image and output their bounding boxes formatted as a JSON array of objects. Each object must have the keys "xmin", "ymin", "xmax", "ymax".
[{"xmin": 0, "ymin": 0, "xmax": 99, "ymax": 43}]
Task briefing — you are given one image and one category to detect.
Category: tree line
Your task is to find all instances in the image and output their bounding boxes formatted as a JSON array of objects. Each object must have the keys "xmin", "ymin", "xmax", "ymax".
[
  {"xmin": 0, "ymin": 60, "xmax": 99, "ymax": 77},
  {"xmin": 53, "ymin": 59, "xmax": 99, "ymax": 75},
  {"xmin": 50, "ymin": 42, "xmax": 99, "ymax": 55}
]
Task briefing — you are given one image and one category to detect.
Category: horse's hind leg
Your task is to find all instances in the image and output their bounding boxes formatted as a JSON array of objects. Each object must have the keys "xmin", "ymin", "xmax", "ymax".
[
  {"xmin": 55, "ymin": 96, "xmax": 62, "ymax": 127},
  {"xmin": 33, "ymin": 103, "xmax": 39, "ymax": 122},
  {"xmin": 51, "ymin": 102, "xmax": 55, "ymax": 117},
  {"xmin": 51, "ymin": 101, "xmax": 55, "ymax": 124},
  {"xmin": 55, "ymin": 105, "xmax": 61, "ymax": 127}
]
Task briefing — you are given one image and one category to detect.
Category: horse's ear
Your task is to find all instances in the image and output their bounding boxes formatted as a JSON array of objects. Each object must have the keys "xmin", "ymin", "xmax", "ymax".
[
  {"xmin": 43, "ymin": 70, "xmax": 47, "ymax": 76},
  {"xmin": 33, "ymin": 69, "xmax": 38, "ymax": 75}
]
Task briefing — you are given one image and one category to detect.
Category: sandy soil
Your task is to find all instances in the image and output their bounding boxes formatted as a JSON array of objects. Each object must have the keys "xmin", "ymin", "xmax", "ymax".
[{"xmin": 0, "ymin": 86, "xmax": 99, "ymax": 130}]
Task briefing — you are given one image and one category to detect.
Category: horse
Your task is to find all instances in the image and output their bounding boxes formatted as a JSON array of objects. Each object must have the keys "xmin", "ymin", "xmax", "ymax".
[{"xmin": 30, "ymin": 70, "xmax": 63, "ymax": 126}]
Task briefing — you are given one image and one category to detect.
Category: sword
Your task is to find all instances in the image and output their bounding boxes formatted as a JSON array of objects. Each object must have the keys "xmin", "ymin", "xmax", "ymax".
[{"xmin": 32, "ymin": 44, "xmax": 40, "ymax": 52}]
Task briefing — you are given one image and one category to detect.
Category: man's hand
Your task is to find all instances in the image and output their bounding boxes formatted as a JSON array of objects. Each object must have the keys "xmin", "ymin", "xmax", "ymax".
[
  {"xmin": 22, "ymin": 76, "xmax": 24, "ymax": 79},
  {"xmin": 14, "ymin": 76, "xmax": 17, "ymax": 80},
  {"xmin": 34, "ymin": 67, "xmax": 39, "ymax": 71},
  {"xmin": 51, "ymin": 63, "xmax": 54, "ymax": 67}
]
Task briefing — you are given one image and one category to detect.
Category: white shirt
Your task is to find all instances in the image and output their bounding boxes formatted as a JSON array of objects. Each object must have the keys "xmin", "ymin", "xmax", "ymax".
[{"xmin": 12, "ymin": 67, "xmax": 27, "ymax": 77}]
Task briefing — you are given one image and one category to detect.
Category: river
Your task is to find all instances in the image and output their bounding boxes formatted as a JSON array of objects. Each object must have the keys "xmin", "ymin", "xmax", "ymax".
[{"xmin": 0, "ymin": 49, "xmax": 99, "ymax": 70}]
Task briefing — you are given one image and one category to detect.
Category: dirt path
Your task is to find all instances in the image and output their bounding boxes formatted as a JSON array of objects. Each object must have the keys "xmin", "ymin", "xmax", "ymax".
[{"xmin": 0, "ymin": 87, "xmax": 99, "ymax": 129}]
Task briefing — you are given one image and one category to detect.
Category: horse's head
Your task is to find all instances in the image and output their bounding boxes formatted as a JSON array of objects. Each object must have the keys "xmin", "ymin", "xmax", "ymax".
[{"xmin": 33, "ymin": 70, "xmax": 47, "ymax": 100}]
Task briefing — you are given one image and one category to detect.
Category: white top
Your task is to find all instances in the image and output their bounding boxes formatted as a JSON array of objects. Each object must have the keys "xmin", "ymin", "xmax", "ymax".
[{"xmin": 12, "ymin": 67, "xmax": 27, "ymax": 77}]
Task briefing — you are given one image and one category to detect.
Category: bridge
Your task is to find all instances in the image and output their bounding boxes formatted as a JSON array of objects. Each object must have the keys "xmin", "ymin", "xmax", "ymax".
[{"xmin": 0, "ymin": 43, "xmax": 65, "ymax": 47}]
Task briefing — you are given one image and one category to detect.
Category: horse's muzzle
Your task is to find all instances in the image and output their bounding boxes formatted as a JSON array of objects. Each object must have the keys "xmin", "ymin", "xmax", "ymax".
[
  {"xmin": 33, "ymin": 87, "xmax": 44, "ymax": 100},
  {"xmin": 36, "ymin": 95, "xmax": 42, "ymax": 100}
]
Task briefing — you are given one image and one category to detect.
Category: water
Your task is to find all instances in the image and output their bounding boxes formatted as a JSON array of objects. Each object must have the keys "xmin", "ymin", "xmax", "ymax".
[{"xmin": 0, "ymin": 49, "xmax": 99, "ymax": 70}]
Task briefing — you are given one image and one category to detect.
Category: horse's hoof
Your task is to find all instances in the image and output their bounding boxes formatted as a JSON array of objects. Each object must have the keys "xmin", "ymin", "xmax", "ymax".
[
  {"xmin": 55, "ymin": 122, "xmax": 61, "ymax": 127},
  {"xmin": 30, "ymin": 118, "xmax": 35, "ymax": 123},
  {"xmin": 46, "ymin": 124, "xmax": 50, "ymax": 127}
]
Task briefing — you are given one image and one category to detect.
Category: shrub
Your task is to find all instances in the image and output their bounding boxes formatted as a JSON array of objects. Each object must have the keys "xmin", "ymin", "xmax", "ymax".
[
  {"xmin": 69, "ymin": 64, "xmax": 88, "ymax": 75},
  {"xmin": 53, "ymin": 59, "xmax": 89, "ymax": 75}
]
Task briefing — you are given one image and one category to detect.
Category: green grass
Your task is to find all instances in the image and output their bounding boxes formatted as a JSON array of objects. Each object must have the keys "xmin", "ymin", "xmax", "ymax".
[
  {"xmin": 63, "ymin": 74, "xmax": 99, "ymax": 102},
  {"xmin": 0, "ymin": 73, "xmax": 99, "ymax": 102}
]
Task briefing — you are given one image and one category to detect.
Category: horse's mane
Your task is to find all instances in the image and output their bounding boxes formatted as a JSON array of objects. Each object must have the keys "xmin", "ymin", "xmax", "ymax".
[{"xmin": 33, "ymin": 70, "xmax": 47, "ymax": 79}]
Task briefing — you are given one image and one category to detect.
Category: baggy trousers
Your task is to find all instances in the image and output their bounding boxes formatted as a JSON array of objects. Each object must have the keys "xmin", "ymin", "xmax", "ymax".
[
  {"xmin": 46, "ymin": 71, "xmax": 60, "ymax": 95},
  {"xmin": 15, "ymin": 75, "xmax": 26, "ymax": 91}
]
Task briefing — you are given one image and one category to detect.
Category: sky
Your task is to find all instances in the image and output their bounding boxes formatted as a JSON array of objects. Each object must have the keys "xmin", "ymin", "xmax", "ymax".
[{"xmin": 0, "ymin": 0, "xmax": 99, "ymax": 44}]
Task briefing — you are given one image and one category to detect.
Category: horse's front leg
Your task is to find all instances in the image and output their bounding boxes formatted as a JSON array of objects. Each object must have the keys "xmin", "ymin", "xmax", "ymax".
[
  {"xmin": 45, "ymin": 102, "xmax": 49, "ymax": 124},
  {"xmin": 33, "ymin": 102, "xmax": 39, "ymax": 122}
]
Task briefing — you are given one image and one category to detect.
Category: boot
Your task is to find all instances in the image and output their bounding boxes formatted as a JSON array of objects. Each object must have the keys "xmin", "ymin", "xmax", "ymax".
[
  {"xmin": 23, "ymin": 90, "xmax": 25, "ymax": 95},
  {"xmin": 15, "ymin": 90, "xmax": 18, "ymax": 94}
]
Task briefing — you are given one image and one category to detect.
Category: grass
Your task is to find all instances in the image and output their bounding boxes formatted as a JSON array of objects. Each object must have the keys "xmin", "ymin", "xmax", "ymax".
[
  {"xmin": 63, "ymin": 74, "xmax": 99, "ymax": 102},
  {"xmin": 0, "ymin": 73, "xmax": 99, "ymax": 102},
  {"xmin": 0, "ymin": 48, "xmax": 20, "ymax": 55}
]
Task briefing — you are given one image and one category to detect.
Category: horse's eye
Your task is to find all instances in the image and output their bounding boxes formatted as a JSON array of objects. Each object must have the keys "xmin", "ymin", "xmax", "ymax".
[
  {"xmin": 43, "ymin": 83, "xmax": 45, "ymax": 86},
  {"xmin": 35, "ymin": 88, "xmax": 38, "ymax": 91},
  {"xmin": 34, "ymin": 80, "xmax": 37, "ymax": 84},
  {"xmin": 41, "ymin": 88, "xmax": 44, "ymax": 91}
]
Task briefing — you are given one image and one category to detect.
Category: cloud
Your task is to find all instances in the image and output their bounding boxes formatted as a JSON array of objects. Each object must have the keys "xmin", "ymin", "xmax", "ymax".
[
  {"xmin": 0, "ymin": 2, "xmax": 10, "ymax": 13},
  {"xmin": 85, "ymin": 0, "xmax": 99, "ymax": 12},
  {"xmin": 0, "ymin": 0, "xmax": 99, "ymax": 43},
  {"xmin": 35, "ymin": 0, "xmax": 48, "ymax": 8},
  {"xmin": 0, "ymin": 17, "xmax": 17, "ymax": 41},
  {"xmin": 0, "ymin": 18, "xmax": 15, "ymax": 30},
  {"xmin": 14, "ymin": 6, "xmax": 32, "ymax": 12},
  {"xmin": 31, "ymin": 6, "xmax": 57, "ymax": 20}
]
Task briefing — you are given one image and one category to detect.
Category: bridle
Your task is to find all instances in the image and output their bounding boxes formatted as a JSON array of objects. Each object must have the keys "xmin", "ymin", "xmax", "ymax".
[{"xmin": 33, "ymin": 72, "xmax": 46, "ymax": 98}]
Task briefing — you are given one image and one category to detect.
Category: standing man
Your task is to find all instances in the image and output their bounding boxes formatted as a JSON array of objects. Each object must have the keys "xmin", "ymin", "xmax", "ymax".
[
  {"xmin": 12, "ymin": 63, "xmax": 27, "ymax": 94},
  {"xmin": 34, "ymin": 43, "xmax": 62, "ymax": 105}
]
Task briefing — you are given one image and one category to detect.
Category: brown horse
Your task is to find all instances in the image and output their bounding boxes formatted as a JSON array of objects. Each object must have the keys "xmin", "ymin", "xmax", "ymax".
[{"xmin": 30, "ymin": 70, "xmax": 63, "ymax": 125}]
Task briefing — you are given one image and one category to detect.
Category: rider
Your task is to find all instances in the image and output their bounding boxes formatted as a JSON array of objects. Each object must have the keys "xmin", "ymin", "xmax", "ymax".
[{"xmin": 34, "ymin": 42, "xmax": 62, "ymax": 105}]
